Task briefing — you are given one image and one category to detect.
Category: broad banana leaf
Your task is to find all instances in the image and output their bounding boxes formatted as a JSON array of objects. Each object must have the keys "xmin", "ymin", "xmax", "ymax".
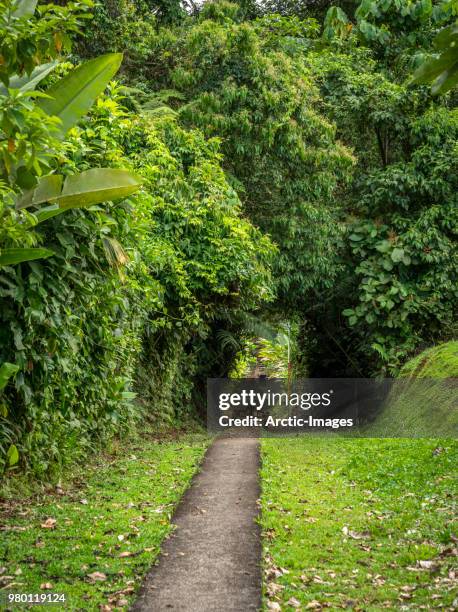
[
  {"xmin": 0, "ymin": 62, "xmax": 58, "ymax": 95},
  {"xmin": 0, "ymin": 247, "xmax": 54, "ymax": 266},
  {"xmin": 12, "ymin": 0, "xmax": 37, "ymax": 18},
  {"xmin": 0, "ymin": 363, "xmax": 19, "ymax": 392},
  {"xmin": 38, "ymin": 54, "xmax": 123, "ymax": 137},
  {"xmin": 17, "ymin": 168, "xmax": 142, "ymax": 210}
]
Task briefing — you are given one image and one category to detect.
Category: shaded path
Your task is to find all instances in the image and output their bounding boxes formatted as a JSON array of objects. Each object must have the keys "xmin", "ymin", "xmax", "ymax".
[{"xmin": 132, "ymin": 437, "xmax": 261, "ymax": 612}]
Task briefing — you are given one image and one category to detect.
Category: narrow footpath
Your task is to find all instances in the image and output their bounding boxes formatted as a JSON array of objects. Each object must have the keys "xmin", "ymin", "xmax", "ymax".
[{"xmin": 132, "ymin": 437, "xmax": 261, "ymax": 612}]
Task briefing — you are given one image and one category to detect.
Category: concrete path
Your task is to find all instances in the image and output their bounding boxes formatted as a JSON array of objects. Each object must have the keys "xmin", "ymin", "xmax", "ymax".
[{"xmin": 132, "ymin": 437, "xmax": 261, "ymax": 612}]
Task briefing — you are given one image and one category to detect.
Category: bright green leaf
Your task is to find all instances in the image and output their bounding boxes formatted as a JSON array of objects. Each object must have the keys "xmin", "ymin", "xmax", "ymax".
[
  {"xmin": 0, "ymin": 62, "xmax": 58, "ymax": 95},
  {"xmin": 375, "ymin": 240, "xmax": 391, "ymax": 253},
  {"xmin": 382, "ymin": 259, "xmax": 394, "ymax": 271},
  {"xmin": 6, "ymin": 444, "xmax": 19, "ymax": 467},
  {"xmin": 33, "ymin": 205, "xmax": 67, "ymax": 224},
  {"xmin": 0, "ymin": 363, "xmax": 19, "ymax": 392},
  {"xmin": 349, "ymin": 233, "xmax": 363, "ymax": 242},
  {"xmin": 17, "ymin": 168, "xmax": 142, "ymax": 210},
  {"xmin": 12, "ymin": 0, "xmax": 37, "ymax": 18},
  {"xmin": 38, "ymin": 54, "xmax": 123, "ymax": 137},
  {"xmin": 391, "ymin": 248, "xmax": 405, "ymax": 263},
  {"xmin": 0, "ymin": 248, "xmax": 55, "ymax": 266}
]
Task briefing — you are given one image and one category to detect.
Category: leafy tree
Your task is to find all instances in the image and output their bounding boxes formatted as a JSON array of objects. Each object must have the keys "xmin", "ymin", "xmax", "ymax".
[
  {"xmin": 139, "ymin": 1, "xmax": 353, "ymax": 310},
  {"xmin": 322, "ymin": 0, "xmax": 456, "ymax": 69},
  {"xmin": 0, "ymin": 0, "xmax": 142, "ymax": 269},
  {"xmin": 260, "ymin": 0, "xmax": 355, "ymax": 21},
  {"xmin": 0, "ymin": 87, "xmax": 274, "ymax": 472},
  {"xmin": 98, "ymin": 0, "xmax": 456, "ymax": 375},
  {"xmin": 301, "ymin": 14, "xmax": 457, "ymax": 374},
  {"xmin": 75, "ymin": 0, "xmax": 197, "ymax": 64},
  {"xmin": 343, "ymin": 109, "xmax": 457, "ymax": 372}
]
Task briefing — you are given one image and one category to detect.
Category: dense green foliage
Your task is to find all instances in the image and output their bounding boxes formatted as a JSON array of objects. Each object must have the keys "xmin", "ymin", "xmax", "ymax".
[
  {"xmin": 118, "ymin": 5, "xmax": 354, "ymax": 307},
  {"xmin": 296, "ymin": 1, "xmax": 458, "ymax": 374},
  {"xmin": 0, "ymin": 0, "xmax": 273, "ymax": 475},
  {"xmin": 81, "ymin": 0, "xmax": 456, "ymax": 375},
  {"xmin": 0, "ymin": 0, "xmax": 456, "ymax": 475},
  {"xmin": 413, "ymin": 22, "xmax": 458, "ymax": 94}
]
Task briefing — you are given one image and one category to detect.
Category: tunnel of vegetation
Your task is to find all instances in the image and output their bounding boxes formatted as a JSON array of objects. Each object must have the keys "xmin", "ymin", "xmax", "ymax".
[{"xmin": 0, "ymin": 0, "xmax": 456, "ymax": 475}]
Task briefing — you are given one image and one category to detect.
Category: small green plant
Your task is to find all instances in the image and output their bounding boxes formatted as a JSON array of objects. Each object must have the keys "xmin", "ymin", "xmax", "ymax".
[
  {"xmin": 0, "ymin": 361, "xmax": 19, "ymax": 469},
  {"xmin": 257, "ymin": 338, "xmax": 289, "ymax": 378}
]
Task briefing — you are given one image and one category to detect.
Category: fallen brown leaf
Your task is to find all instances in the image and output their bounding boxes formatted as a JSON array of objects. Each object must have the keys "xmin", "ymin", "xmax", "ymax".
[
  {"xmin": 417, "ymin": 560, "xmax": 439, "ymax": 571},
  {"xmin": 264, "ymin": 528, "xmax": 276, "ymax": 541},
  {"xmin": 300, "ymin": 574, "xmax": 311, "ymax": 584},
  {"xmin": 287, "ymin": 597, "xmax": 301, "ymax": 608},
  {"xmin": 87, "ymin": 572, "xmax": 107, "ymax": 582},
  {"xmin": 266, "ymin": 582, "xmax": 284, "ymax": 596},
  {"xmin": 349, "ymin": 530, "xmax": 370, "ymax": 540}
]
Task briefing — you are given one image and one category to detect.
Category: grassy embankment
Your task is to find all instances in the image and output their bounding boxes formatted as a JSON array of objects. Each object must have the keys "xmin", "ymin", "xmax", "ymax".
[
  {"xmin": 0, "ymin": 430, "xmax": 209, "ymax": 610},
  {"xmin": 368, "ymin": 341, "xmax": 458, "ymax": 437},
  {"xmin": 261, "ymin": 342, "xmax": 457, "ymax": 610}
]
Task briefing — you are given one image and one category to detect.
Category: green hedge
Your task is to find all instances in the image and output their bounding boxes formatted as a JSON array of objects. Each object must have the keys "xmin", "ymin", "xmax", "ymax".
[{"xmin": 0, "ymin": 83, "xmax": 274, "ymax": 477}]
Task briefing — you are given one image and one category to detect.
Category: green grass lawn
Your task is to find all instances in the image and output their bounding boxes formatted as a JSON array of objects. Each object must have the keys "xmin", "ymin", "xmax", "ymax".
[
  {"xmin": 0, "ymin": 431, "xmax": 209, "ymax": 610},
  {"xmin": 261, "ymin": 437, "xmax": 457, "ymax": 611}
]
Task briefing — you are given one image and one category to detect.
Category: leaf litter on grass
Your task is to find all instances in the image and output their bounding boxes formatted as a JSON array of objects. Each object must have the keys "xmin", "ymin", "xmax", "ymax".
[
  {"xmin": 260, "ymin": 438, "xmax": 458, "ymax": 611},
  {"xmin": 0, "ymin": 433, "xmax": 209, "ymax": 610}
]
